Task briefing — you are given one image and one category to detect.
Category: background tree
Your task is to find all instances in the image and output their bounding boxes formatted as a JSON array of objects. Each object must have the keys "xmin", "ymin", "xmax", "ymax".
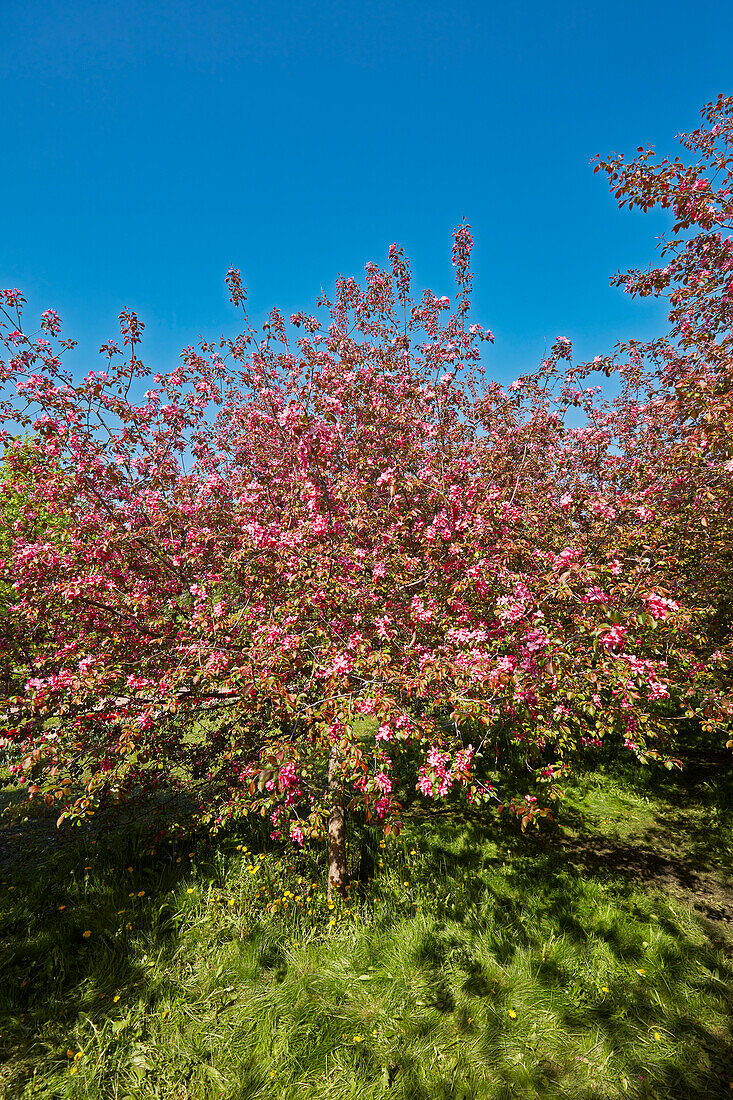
[{"xmin": 591, "ymin": 92, "xmax": 733, "ymax": 747}]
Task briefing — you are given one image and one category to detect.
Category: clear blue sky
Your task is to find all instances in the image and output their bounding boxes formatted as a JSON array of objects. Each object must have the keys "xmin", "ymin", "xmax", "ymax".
[{"xmin": 2, "ymin": 0, "xmax": 732, "ymax": 382}]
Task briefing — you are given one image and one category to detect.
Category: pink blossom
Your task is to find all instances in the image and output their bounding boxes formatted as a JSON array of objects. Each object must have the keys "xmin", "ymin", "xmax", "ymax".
[
  {"xmin": 375, "ymin": 616, "xmax": 392, "ymax": 639},
  {"xmin": 589, "ymin": 497, "xmax": 616, "ymax": 520},
  {"xmin": 279, "ymin": 762, "xmax": 298, "ymax": 789},
  {"xmin": 599, "ymin": 625, "xmax": 628, "ymax": 652},
  {"xmin": 523, "ymin": 628, "xmax": 548, "ymax": 654},
  {"xmin": 374, "ymin": 771, "xmax": 392, "ymax": 794},
  {"xmin": 554, "ymin": 547, "xmax": 579, "ymax": 569},
  {"xmin": 455, "ymin": 745, "xmax": 474, "ymax": 774},
  {"xmin": 427, "ymin": 745, "xmax": 449, "ymax": 770},
  {"xmin": 327, "ymin": 653, "xmax": 352, "ymax": 677},
  {"xmin": 645, "ymin": 592, "xmax": 679, "ymax": 621}
]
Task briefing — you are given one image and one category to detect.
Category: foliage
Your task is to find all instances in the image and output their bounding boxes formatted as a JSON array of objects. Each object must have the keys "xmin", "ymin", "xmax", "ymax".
[
  {"xmin": 0, "ymin": 98, "xmax": 731, "ymax": 888},
  {"xmin": 0, "ymin": 440, "xmax": 72, "ymax": 704}
]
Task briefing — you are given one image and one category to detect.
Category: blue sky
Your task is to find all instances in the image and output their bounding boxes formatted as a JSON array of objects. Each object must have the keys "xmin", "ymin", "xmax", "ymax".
[{"xmin": 2, "ymin": 0, "xmax": 732, "ymax": 383}]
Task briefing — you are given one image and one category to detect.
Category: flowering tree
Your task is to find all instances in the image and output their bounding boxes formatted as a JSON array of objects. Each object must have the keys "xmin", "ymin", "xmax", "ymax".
[
  {"xmin": 593, "ymin": 94, "xmax": 733, "ymax": 675},
  {"xmin": 1, "ymin": 97, "xmax": 731, "ymax": 893}
]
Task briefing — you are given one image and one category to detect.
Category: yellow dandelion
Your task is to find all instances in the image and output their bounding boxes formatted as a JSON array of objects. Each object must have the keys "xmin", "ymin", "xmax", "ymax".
[
  {"xmin": 113, "ymin": 995, "xmax": 120, "ymax": 1002},
  {"xmin": 353, "ymin": 1034, "xmax": 363, "ymax": 1043},
  {"xmin": 67, "ymin": 1050, "xmax": 75, "ymax": 1059},
  {"xmin": 137, "ymin": 890, "xmax": 145, "ymax": 897},
  {"xmin": 508, "ymin": 1009, "xmax": 517, "ymax": 1019},
  {"xmin": 601, "ymin": 987, "xmax": 609, "ymax": 993},
  {"xmin": 58, "ymin": 905, "xmax": 66, "ymax": 911},
  {"xmin": 70, "ymin": 1067, "xmax": 77, "ymax": 1076},
  {"xmin": 187, "ymin": 888, "xmax": 194, "ymax": 894},
  {"xmin": 128, "ymin": 892, "xmax": 135, "ymax": 897},
  {"xmin": 654, "ymin": 1032, "xmax": 661, "ymax": 1041},
  {"xmin": 636, "ymin": 968, "xmax": 646, "ymax": 976},
  {"xmin": 127, "ymin": 867, "xmax": 133, "ymax": 873},
  {"xmin": 82, "ymin": 930, "xmax": 91, "ymax": 938},
  {"xmin": 228, "ymin": 899, "xmax": 235, "ymax": 906}
]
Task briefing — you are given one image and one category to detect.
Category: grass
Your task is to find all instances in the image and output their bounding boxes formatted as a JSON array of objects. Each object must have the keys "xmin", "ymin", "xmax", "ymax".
[{"xmin": 0, "ymin": 760, "xmax": 731, "ymax": 1099}]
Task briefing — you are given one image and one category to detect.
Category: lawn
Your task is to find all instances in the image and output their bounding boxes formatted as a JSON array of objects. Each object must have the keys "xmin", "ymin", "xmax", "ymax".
[{"xmin": 0, "ymin": 758, "xmax": 731, "ymax": 1099}]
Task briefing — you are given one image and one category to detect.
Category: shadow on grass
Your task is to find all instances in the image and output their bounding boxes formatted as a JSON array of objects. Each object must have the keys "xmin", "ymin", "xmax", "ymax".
[
  {"xmin": 559, "ymin": 757, "xmax": 733, "ymax": 931},
  {"xmin": 0, "ymin": 778, "xmax": 269, "ymax": 1094},
  {"xmin": 407, "ymin": 785, "xmax": 733, "ymax": 1099},
  {"xmin": 1, "ymin": 757, "xmax": 732, "ymax": 1099}
]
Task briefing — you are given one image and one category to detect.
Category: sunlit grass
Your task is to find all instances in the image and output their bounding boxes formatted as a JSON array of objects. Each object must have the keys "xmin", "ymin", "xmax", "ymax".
[{"xmin": 0, "ymin": 761, "xmax": 731, "ymax": 1099}]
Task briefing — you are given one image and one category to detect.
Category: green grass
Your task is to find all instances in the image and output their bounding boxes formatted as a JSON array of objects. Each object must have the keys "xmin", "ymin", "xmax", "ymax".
[{"xmin": 0, "ymin": 762, "xmax": 731, "ymax": 1099}]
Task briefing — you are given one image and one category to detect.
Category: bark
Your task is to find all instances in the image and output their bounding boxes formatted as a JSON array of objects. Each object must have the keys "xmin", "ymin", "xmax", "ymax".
[{"xmin": 327, "ymin": 742, "xmax": 348, "ymax": 898}]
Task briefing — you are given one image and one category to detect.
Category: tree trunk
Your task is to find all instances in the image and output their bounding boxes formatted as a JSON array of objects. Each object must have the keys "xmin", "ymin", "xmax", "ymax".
[{"xmin": 327, "ymin": 742, "xmax": 347, "ymax": 898}]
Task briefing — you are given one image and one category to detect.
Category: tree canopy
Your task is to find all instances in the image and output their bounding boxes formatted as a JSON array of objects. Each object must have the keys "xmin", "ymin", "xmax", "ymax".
[{"xmin": 1, "ymin": 95, "xmax": 731, "ymax": 891}]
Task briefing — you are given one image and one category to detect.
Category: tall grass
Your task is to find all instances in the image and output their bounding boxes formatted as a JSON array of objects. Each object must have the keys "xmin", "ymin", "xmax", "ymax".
[{"xmin": 0, "ymin": 763, "xmax": 731, "ymax": 1099}]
